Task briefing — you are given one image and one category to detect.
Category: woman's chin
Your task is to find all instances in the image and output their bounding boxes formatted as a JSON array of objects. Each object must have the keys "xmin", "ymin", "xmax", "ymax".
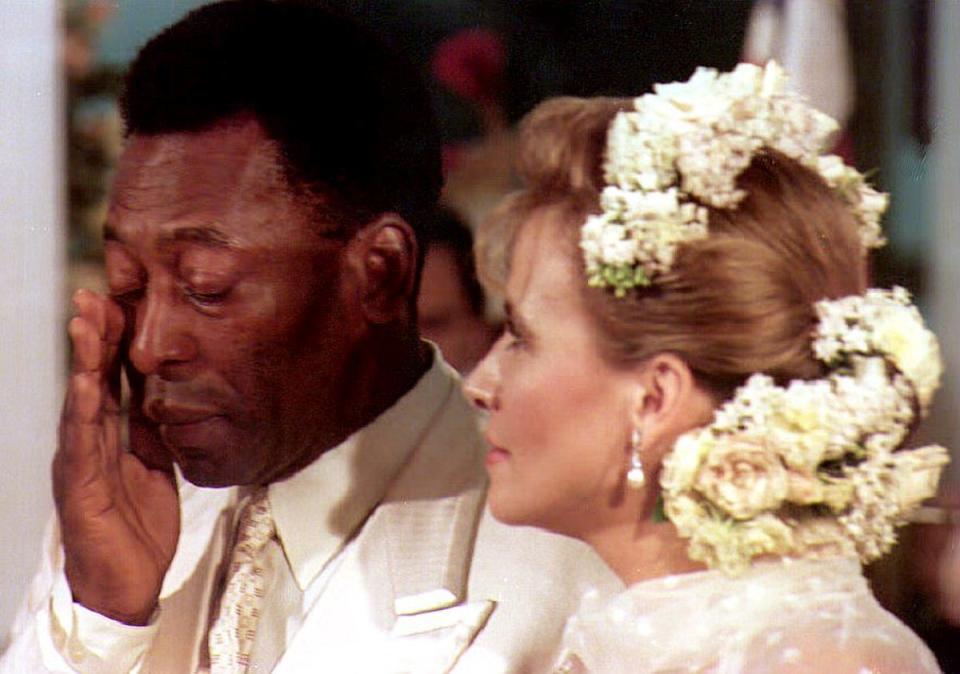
[
  {"xmin": 487, "ymin": 490, "xmax": 573, "ymax": 538},
  {"xmin": 486, "ymin": 490, "xmax": 536, "ymax": 528}
]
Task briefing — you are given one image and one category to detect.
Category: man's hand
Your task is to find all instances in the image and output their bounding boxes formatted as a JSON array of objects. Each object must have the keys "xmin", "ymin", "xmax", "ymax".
[{"xmin": 52, "ymin": 290, "xmax": 179, "ymax": 626}]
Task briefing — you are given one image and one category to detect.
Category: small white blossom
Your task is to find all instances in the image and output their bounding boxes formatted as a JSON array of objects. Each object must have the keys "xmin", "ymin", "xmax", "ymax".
[{"xmin": 584, "ymin": 61, "xmax": 888, "ymax": 294}]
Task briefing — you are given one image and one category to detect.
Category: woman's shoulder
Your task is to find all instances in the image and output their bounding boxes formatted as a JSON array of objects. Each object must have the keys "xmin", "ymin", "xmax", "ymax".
[
  {"xmin": 560, "ymin": 557, "xmax": 941, "ymax": 673},
  {"xmin": 737, "ymin": 614, "xmax": 941, "ymax": 674}
]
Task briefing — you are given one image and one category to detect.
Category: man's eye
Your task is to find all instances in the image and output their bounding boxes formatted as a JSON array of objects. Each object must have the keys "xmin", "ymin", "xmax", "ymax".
[
  {"xmin": 185, "ymin": 287, "xmax": 230, "ymax": 306},
  {"xmin": 110, "ymin": 287, "xmax": 144, "ymax": 305}
]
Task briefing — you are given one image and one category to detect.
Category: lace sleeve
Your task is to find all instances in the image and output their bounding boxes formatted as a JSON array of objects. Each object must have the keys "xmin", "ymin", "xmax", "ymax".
[
  {"xmin": 739, "ymin": 629, "xmax": 941, "ymax": 674},
  {"xmin": 560, "ymin": 559, "xmax": 942, "ymax": 674}
]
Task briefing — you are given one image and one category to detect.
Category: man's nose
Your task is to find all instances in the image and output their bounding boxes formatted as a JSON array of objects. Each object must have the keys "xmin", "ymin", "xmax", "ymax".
[{"xmin": 127, "ymin": 289, "xmax": 197, "ymax": 375}]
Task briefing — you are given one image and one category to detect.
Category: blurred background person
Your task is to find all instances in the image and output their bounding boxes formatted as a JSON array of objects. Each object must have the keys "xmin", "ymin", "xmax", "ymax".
[{"xmin": 418, "ymin": 208, "xmax": 498, "ymax": 375}]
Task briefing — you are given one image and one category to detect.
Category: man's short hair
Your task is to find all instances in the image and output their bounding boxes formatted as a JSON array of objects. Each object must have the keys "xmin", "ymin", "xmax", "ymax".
[{"xmin": 120, "ymin": 0, "xmax": 442, "ymax": 238}]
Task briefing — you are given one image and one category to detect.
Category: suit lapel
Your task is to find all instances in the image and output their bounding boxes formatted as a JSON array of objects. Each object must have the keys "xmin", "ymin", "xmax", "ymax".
[
  {"xmin": 385, "ymin": 480, "xmax": 485, "ymax": 616},
  {"xmin": 276, "ymin": 374, "xmax": 496, "ymax": 673},
  {"xmin": 378, "ymin": 386, "xmax": 493, "ymax": 673}
]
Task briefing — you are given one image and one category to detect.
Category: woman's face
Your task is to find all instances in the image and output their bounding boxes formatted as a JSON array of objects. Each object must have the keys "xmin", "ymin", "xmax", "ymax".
[{"xmin": 465, "ymin": 206, "xmax": 638, "ymax": 538}]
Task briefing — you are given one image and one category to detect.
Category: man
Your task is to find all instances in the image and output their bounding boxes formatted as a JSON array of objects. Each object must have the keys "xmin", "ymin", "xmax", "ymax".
[
  {"xmin": 0, "ymin": 2, "xmax": 615, "ymax": 672},
  {"xmin": 418, "ymin": 209, "xmax": 497, "ymax": 374}
]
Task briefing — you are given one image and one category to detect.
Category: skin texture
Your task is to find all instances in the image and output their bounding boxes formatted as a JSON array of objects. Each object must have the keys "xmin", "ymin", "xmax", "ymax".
[
  {"xmin": 464, "ymin": 205, "xmax": 714, "ymax": 584},
  {"xmin": 417, "ymin": 243, "xmax": 495, "ymax": 374},
  {"xmin": 54, "ymin": 116, "xmax": 427, "ymax": 624},
  {"xmin": 464, "ymin": 208, "xmax": 638, "ymax": 536}
]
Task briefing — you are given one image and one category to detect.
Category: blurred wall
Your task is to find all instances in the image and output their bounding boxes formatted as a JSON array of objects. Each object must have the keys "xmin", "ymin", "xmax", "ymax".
[
  {"xmin": 97, "ymin": 0, "xmax": 207, "ymax": 65},
  {"xmin": 930, "ymin": 0, "xmax": 960, "ymax": 477},
  {"xmin": 0, "ymin": 0, "xmax": 65, "ymax": 644}
]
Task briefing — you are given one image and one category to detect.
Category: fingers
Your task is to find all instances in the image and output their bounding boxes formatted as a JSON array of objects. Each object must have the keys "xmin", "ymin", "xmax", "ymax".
[
  {"xmin": 58, "ymin": 291, "xmax": 126, "ymax": 490},
  {"xmin": 54, "ymin": 376, "xmax": 109, "ymax": 508},
  {"xmin": 70, "ymin": 290, "xmax": 121, "ymax": 372},
  {"xmin": 69, "ymin": 315, "xmax": 103, "ymax": 374}
]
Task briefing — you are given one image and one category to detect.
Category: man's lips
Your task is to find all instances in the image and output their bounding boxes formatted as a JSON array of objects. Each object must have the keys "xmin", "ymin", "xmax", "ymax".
[{"xmin": 145, "ymin": 402, "xmax": 221, "ymax": 425}]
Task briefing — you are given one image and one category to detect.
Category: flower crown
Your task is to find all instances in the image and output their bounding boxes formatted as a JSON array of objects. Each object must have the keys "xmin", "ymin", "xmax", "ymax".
[
  {"xmin": 580, "ymin": 61, "xmax": 888, "ymax": 296},
  {"xmin": 577, "ymin": 61, "xmax": 947, "ymax": 574},
  {"xmin": 660, "ymin": 287, "xmax": 948, "ymax": 575}
]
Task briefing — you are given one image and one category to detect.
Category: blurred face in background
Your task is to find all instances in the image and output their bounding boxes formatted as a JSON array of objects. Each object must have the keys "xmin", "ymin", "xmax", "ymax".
[{"xmin": 418, "ymin": 242, "xmax": 495, "ymax": 374}]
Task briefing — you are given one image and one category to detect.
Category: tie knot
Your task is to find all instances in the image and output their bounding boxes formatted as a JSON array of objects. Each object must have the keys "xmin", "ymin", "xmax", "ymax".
[{"xmin": 233, "ymin": 488, "xmax": 275, "ymax": 560}]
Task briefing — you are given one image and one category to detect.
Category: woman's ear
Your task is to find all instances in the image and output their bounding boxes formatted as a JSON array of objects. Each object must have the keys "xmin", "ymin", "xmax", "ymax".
[
  {"xmin": 631, "ymin": 353, "xmax": 716, "ymax": 461},
  {"xmin": 347, "ymin": 213, "xmax": 419, "ymax": 324}
]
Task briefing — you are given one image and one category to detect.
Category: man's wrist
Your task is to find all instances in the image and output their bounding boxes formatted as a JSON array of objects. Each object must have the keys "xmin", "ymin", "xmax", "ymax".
[{"xmin": 50, "ymin": 571, "xmax": 158, "ymax": 674}]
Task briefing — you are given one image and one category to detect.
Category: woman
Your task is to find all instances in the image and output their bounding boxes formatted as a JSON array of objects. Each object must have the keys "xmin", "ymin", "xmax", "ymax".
[{"xmin": 465, "ymin": 63, "xmax": 948, "ymax": 673}]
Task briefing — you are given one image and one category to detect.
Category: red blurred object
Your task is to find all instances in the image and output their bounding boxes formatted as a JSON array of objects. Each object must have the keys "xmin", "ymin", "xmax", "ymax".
[{"xmin": 432, "ymin": 28, "xmax": 505, "ymax": 108}]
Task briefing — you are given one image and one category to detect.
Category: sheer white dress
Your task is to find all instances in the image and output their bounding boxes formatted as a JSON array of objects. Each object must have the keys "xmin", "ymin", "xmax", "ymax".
[{"xmin": 554, "ymin": 557, "xmax": 941, "ymax": 673}]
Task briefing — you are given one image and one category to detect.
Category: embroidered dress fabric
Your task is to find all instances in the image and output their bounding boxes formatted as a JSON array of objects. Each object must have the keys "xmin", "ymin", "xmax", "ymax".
[
  {"xmin": 556, "ymin": 558, "xmax": 941, "ymax": 674},
  {"xmin": 208, "ymin": 488, "xmax": 275, "ymax": 674}
]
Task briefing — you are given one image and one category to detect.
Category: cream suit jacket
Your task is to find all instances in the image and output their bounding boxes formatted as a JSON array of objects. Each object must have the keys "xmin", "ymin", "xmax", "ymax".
[{"xmin": 1, "ymin": 365, "xmax": 618, "ymax": 673}]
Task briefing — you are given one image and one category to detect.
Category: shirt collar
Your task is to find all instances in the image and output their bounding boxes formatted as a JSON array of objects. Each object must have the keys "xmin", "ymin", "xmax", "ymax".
[{"xmin": 268, "ymin": 346, "xmax": 457, "ymax": 590}]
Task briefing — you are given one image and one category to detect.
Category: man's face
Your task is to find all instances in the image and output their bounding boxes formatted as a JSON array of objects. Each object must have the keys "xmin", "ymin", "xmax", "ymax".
[{"xmin": 105, "ymin": 118, "xmax": 360, "ymax": 487}]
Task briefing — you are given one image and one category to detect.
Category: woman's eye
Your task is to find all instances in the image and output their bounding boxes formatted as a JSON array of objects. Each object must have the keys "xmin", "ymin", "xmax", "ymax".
[{"xmin": 504, "ymin": 328, "xmax": 525, "ymax": 350}]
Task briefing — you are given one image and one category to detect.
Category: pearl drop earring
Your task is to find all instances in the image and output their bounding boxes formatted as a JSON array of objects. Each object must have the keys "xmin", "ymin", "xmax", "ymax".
[{"xmin": 626, "ymin": 427, "xmax": 645, "ymax": 488}]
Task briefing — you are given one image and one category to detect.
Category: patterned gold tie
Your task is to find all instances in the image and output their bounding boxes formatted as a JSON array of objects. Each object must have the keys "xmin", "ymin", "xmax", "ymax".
[{"xmin": 208, "ymin": 488, "xmax": 275, "ymax": 674}]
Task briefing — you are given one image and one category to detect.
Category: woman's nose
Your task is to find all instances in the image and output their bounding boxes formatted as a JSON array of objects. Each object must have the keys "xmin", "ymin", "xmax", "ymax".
[{"xmin": 463, "ymin": 349, "xmax": 498, "ymax": 411}]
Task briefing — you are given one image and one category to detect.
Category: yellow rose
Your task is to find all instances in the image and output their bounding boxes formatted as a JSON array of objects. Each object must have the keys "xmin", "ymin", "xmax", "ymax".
[
  {"xmin": 694, "ymin": 438, "xmax": 788, "ymax": 520},
  {"xmin": 664, "ymin": 493, "xmax": 706, "ymax": 538},
  {"xmin": 785, "ymin": 468, "xmax": 823, "ymax": 505},
  {"xmin": 872, "ymin": 311, "xmax": 942, "ymax": 409},
  {"xmin": 892, "ymin": 445, "xmax": 949, "ymax": 511},
  {"xmin": 662, "ymin": 432, "xmax": 711, "ymax": 493},
  {"xmin": 792, "ymin": 517, "xmax": 853, "ymax": 558}
]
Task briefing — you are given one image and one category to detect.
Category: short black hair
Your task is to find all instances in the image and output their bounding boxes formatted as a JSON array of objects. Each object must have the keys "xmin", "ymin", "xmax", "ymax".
[{"xmin": 121, "ymin": 0, "xmax": 442, "ymax": 238}]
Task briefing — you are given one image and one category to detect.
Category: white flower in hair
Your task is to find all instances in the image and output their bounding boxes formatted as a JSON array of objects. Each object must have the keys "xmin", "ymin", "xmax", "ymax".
[
  {"xmin": 660, "ymin": 286, "xmax": 948, "ymax": 575},
  {"xmin": 583, "ymin": 61, "xmax": 888, "ymax": 295},
  {"xmin": 813, "ymin": 287, "xmax": 942, "ymax": 411}
]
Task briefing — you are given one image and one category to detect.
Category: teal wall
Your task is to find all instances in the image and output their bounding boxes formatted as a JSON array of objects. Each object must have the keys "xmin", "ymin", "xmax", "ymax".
[
  {"xmin": 98, "ymin": 1, "xmax": 207, "ymax": 65},
  {"xmin": 881, "ymin": 1, "xmax": 932, "ymax": 272}
]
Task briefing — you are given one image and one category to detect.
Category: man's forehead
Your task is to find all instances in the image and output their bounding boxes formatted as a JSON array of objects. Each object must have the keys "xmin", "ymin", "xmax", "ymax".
[
  {"xmin": 106, "ymin": 120, "xmax": 298, "ymax": 241},
  {"xmin": 113, "ymin": 119, "xmax": 282, "ymax": 198},
  {"xmin": 104, "ymin": 222, "xmax": 235, "ymax": 249}
]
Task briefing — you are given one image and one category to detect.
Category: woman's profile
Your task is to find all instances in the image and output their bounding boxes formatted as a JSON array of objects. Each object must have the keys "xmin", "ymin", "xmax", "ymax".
[{"xmin": 465, "ymin": 62, "xmax": 948, "ymax": 673}]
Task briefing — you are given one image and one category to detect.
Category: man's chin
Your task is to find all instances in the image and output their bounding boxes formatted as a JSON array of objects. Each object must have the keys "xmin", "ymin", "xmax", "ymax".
[{"xmin": 172, "ymin": 448, "xmax": 238, "ymax": 488}]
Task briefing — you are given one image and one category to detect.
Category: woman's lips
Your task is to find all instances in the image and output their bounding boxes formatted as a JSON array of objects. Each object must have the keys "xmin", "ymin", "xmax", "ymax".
[{"xmin": 485, "ymin": 445, "xmax": 510, "ymax": 467}]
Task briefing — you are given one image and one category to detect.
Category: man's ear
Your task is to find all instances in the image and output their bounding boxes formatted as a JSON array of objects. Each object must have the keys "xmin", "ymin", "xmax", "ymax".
[
  {"xmin": 631, "ymin": 353, "xmax": 715, "ymax": 461},
  {"xmin": 346, "ymin": 213, "xmax": 418, "ymax": 324}
]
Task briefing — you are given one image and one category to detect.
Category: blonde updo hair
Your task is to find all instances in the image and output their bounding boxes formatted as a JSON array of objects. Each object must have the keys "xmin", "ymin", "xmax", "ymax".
[{"xmin": 477, "ymin": 96, "xmax": 868, "ymax": 398}]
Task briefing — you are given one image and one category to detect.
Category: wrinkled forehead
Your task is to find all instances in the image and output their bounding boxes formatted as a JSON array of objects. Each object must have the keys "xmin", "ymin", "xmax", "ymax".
[
  {"xmin": 110, "ymin": 118, "xmax": 289, "ymax": 221},
  {"xmin": 105, "ymin": 119, "xmax": 319, "ymax": 252}
]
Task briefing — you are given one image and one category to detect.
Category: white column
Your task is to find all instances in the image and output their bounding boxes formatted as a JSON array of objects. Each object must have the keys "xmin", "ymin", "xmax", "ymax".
[
  {"xmin": 0, "ymin": 0, "xmax": 65, "ymax": 642},
  {"xmin": 929, "ymin": 0, "xmax": 960, "ymax": 480}
]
